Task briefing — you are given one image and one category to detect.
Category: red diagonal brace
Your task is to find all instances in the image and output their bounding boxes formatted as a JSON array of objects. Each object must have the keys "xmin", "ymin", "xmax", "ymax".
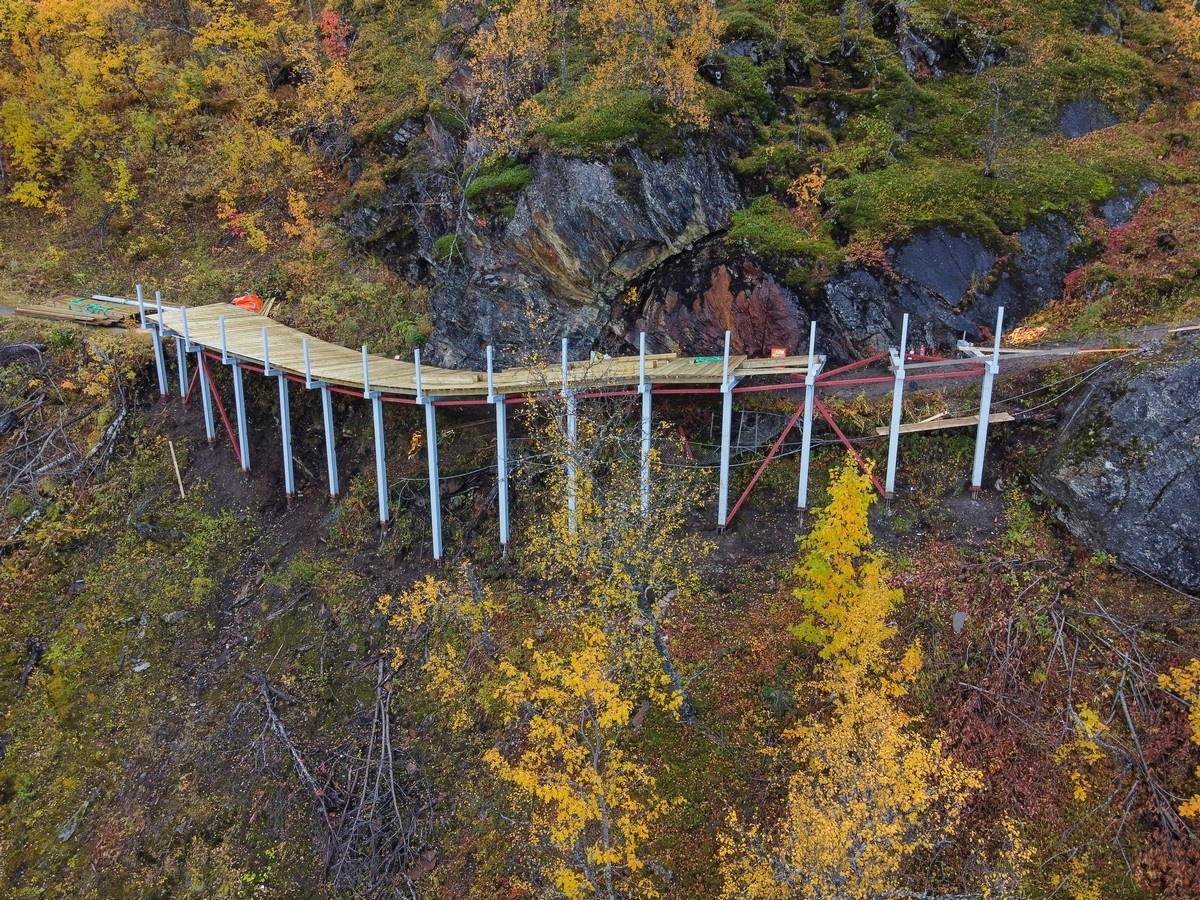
[
  {"xmin": 200, "ymin": 353, "xmax": 242, "ymax": 467},
  {"xmin": 814, "ymin": 398, "xmax": 886, "ymax": 498},
  {"xmin": 183, "ymin": 365, "xmax": 200, "ymax": 406},
  {"xmin": 817, "ymin": 351, "xmax": 888, "ymax": 382},
  {"xmin": 725, "ymin": 399, "xmax": 808, "ymax": 526}
]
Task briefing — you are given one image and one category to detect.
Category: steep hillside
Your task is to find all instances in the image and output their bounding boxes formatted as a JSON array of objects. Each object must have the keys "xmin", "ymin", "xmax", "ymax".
[
  {"xmin": 3, "ymin": 2, "xmax": 1200, "ymax": 899},
  {"xmin": 1, "ymin": 1, "xmax": 1199, "ymax": 358}
]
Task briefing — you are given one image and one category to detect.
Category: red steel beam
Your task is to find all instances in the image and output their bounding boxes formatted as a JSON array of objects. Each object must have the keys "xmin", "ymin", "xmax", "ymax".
[
  {"xmin": 817, "ymin": 351, "xmax": 889, "ymax": 381},
  {"xmin": 724, "ymin": 399, "xmax": 807, "ymax": 526},
  {"xmin": 200, "ymin": 353, "xmax": 242, "ymax": 466},
  {"xmin": 815, "ymin": 398, "xmax": 886, "ymax": 498}
]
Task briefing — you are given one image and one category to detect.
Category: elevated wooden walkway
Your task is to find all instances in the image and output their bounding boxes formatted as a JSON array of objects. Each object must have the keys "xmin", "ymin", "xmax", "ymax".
[
  {"xmin": 152, "ymin": 303, "xmax": 815, "ymax": 398},
  {"xmin": 16, "ymin": 291, "xmax": 1119, "ymax": 556}
]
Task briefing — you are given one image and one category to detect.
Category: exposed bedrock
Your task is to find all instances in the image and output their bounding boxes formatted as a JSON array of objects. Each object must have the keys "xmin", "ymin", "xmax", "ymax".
[
  {"xmin": 825, "ymin": 216, "xmax": 1083, "ymax": 353},
  {"xmin": 400, "ymin": 138, "xmax": 1151, "ymax": 366},
  {"xmin": 1033, "ymin": 342, "xmax": 1200, "ymax": 594},
  {"xmin": 422, "ymin": 145, "xmax": 741, "ymax": 369},
  {"xmin": 628, "ymin": 241, "xmax": 813, "ymax": 359}
]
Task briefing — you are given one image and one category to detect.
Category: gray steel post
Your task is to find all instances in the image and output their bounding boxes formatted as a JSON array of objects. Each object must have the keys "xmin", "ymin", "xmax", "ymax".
[
  {"xmin": 416, "ymin": 349, "xmax": 443, "ymax": 562},
  {"xmin": 302, "ymin": 338, "xmax": 338, "ymax": 498},
  {"xmin": 278, "ymin": 372, "xmax": 294, "ymax": 499},
  {"xmin": 232, "ymin": 362, "xmax": 250, "ymax": 472},
  {"xmin": 562, "ymin": 337, "xmax": 577, "ymax": 536},
  {"xmin": 797, "ymin": 322, "xmax": 818, "ymax": 512},
  {"xmin": 639, "ymin": 332, "xmax": 652, "ymax": 516},
  {"xmin": 178, "ymin": 306, "xmax": 191, "ymax": 401},
  {"xmin": 487, "ymin": 346, "xmax": 510, "ymax": 549},
  {"xmin": 971, "ymin": 306, "xmax": 1005, "ymax": 495},
  {"xmin": 154, "ymin": 291, "xmax": 171, "ymax": 397},
  {"xmin": 321, "ymin": 387, "xmax": 339, "ymax": 498},
  {"xmin": 263, "ymin": 327, "xmax": 293, "ymax": 497},
  {"xmin": 141, "ymin": 286, "xmax": 168, "ymax": 397},
  {"xmin": 364, "ymin": 345, "xmax": 389, "ymax": 527},
  {"xmin": 717, "ymin": 330, "xmax": 734, "ymax": 529},
  {"xmin": 885, "ymin": 313, "xmax": 909, "ymax": 498},
  {"xmin": 196, "ymin": 349, "xmax": 216, "ymax": 443},
  {"xmin": 223, "ymin": 315, "xmax": 250, "ymax": 471}
]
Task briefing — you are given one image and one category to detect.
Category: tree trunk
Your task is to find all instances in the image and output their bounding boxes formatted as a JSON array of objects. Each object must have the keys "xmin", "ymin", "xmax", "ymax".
[{"xmin": 638, "ymin": 587, "xmax": 698, "ymax": 724}]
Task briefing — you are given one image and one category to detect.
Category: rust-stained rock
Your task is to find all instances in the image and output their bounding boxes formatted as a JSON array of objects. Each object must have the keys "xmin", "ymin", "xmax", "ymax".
[{"xmin": 632, "ymin": 243, "xmax": 809, "ymax": 358}]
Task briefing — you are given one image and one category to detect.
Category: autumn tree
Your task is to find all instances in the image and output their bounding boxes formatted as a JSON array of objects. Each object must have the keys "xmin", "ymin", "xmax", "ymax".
[
  {"xmin": 789, "ymin": 459, "xmax": 904, "ymax": 679},
  {"xmin": 467, "ymin": 0, "xmax": 555, "ymax": 153},
  {"xmin": 377, "ymin": 565, "xmax": 501, "ymax": 732},
  {"xmin": 578, "ymin": 0, "xmax": 719, "ymax": 124},
  {"xmin": 486, "ymin": 625, "xmax": 676, "ymax": 899},
  {"xmin": 380, "ymin": 384, "xmax": 706, "ymax": 896},
  {"xmin": 465, "ymin": 0, "xmax": 718, "ymax": 152},
  {"xmin": 719, "ymin": 462, "xmax": 994, "ymax": 900},
  {"xmin": 521, "ymin": 387, "xmax": 707, "ymax": 721},
  {"xmin": 1159, "ymin": 659, "xmax": 1200, "ymax": 820},
  {"xmin": 0, "ymin": 0, "xmax": 352, "ymax": 249}
]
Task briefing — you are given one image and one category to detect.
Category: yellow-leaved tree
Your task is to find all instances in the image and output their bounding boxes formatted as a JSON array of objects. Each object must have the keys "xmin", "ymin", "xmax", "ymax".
[
  {"xmin": 377, "ymin": 565, "xmax": 501, "ymax": 732},
  {"xmin": 719, "ymin": 461, "xmax": 995, "ymax": 900},
  {"xmin": 578, "ymin": 0, "xmax": 719, "ymax": 124},
  {"xmin": 789, "ymin": 460, "xmax": 904, "ymax": 679},
  {"xmin": 380, "ymin": 387, "xmax": 704, "ymax": 897},
  {"xmin": 522, "ymin": 390, "xmax": 708, "ymax": 721},
  {"xmin": 468, "ymin": 0, "xmax": 555, "ymax": 153},
  {"xmin": 486, "ymin": 625, "xmax": 675, "ymax": 899},
  {"xmin": 465, "ymin": 0, "xmax": 718, "ymax": 153},
  {"xmin": 1159, "ymin": 659, "xmax": 1200, "ymax": 820}
]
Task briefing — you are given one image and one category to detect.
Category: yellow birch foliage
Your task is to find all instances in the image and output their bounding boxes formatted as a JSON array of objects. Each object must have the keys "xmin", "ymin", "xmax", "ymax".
[
  {"xmin": 524, "ymin": 411, "xmax": 702, "ymax": 621},
  {"xmin": 791, "ymin": 461, "xmax": 903, "ymax": 680},
  {"xmin": 719, "ymin": 680, "xmax": 982, "ymax": 900},
  {"xmin": 486, "ymin": 625, "xmax": 675, "ymax": 899},
  {"xmin": 1158, "ymin": 659, "xmax": 1200, "ymax": 819},
  {"xmin": 0, "ymin": 0, "xmax": 349, "ymax": 244},
  {"xmin": 377, "ymin": 566, "xmax": 501, "ymax": 732},
  {"xmin": 579, "ymin": 0, "xmax": 719, "ymax": 124},
  {"xmin": 719, "ymin": 456, "xmax": 989, "ymax": 899},
  {"xmin": 468, "ymin": 0, "xmax": 554, "ymax": 152},
  {"xmin": 522, "ymin": 402, "xmax": 706, "ymax": 717},
  {"xmin": 1165, "ymin": 0, "xmax": 1200, "ymax": 59}
]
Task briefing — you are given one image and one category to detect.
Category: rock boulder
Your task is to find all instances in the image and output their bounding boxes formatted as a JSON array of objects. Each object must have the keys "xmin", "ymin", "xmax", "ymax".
[{"xmin": 1034, "ymin": 341, "xmax": 1200, "ymax": 593}]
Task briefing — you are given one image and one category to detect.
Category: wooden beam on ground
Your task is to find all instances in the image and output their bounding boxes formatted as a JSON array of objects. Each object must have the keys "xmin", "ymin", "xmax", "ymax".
[
  {"xmin": 8, "ymin": 296, "xmax": 135, "ymax": 326},
  {"xmin": 875, "ymin": 411, "xmax": 1014, "ymax": 437}
]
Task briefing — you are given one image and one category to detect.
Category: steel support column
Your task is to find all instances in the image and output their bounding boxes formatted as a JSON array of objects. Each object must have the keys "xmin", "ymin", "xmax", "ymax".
[
  {"xmin": 363, "ymin": 345, "xmax": 389, "ymax": 528},
  {"xmin": 196, "ymin": 350, "xmax": 216, "ymax": 443},
  {"xmin": 221, "ymin": 316, "xmax": 250, "ymax": 472},
  {"xmin": 487, "ymin": 346, "xmax": 510, "ymax": 550},
  {"xmin": 179, "ymin": 306, "xmax": 192, "ymax": 403},
  {"xmin": 262, "ymin": 327, "xmax": 293, "ymax": 498},
  {"xmin": 301, "ymin": 338, "xmax": 339, "ymax": 498},
  {"xmin": 971, "ymin": 306, "xmax": 1005, "ymax": 495},
  {"xmin": 797, "ymin": 322, "xmax": 820, "ymax": 513},
  {"xmin": 415, "ymin": 349, "xmax": 443, "ymax": 562},
  {"xmin": 885, "ymin": 313, "xmax": 909, "ymax": 499},
  {"xmin": 717, "ymin": 331, "xmax": 737, "ymax": 530},
  {"xmin": 639, "ymin": 332, "xmax": 652, "ymax": 516},
  {"xmin": 139, "ymin": 285, "xmax": 168, "ymax": 397},
  {"xmin": 562, "ymin": 338, "xmax": 577, "ymax": 536}
]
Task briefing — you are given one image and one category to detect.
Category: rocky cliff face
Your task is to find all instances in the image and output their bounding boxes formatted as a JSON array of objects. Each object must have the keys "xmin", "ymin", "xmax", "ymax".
[
  {"xmin": 421, "ymin": 146, "xmax": 741, "ymax": 369},
  {"xmin": 346, "ymin": 124, "xmax": 1149, "ymax": 367},
  {"xmin": 825, "ymin": 216, "xmax": 1082, "ymax": 353},
  {"xmin": 1034, "ymin": 340, "xmax": 1200, "ymax": 593},
  {"xmin": 628, "ymin": 241, "xmax": 811, "ymax": 358}
]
